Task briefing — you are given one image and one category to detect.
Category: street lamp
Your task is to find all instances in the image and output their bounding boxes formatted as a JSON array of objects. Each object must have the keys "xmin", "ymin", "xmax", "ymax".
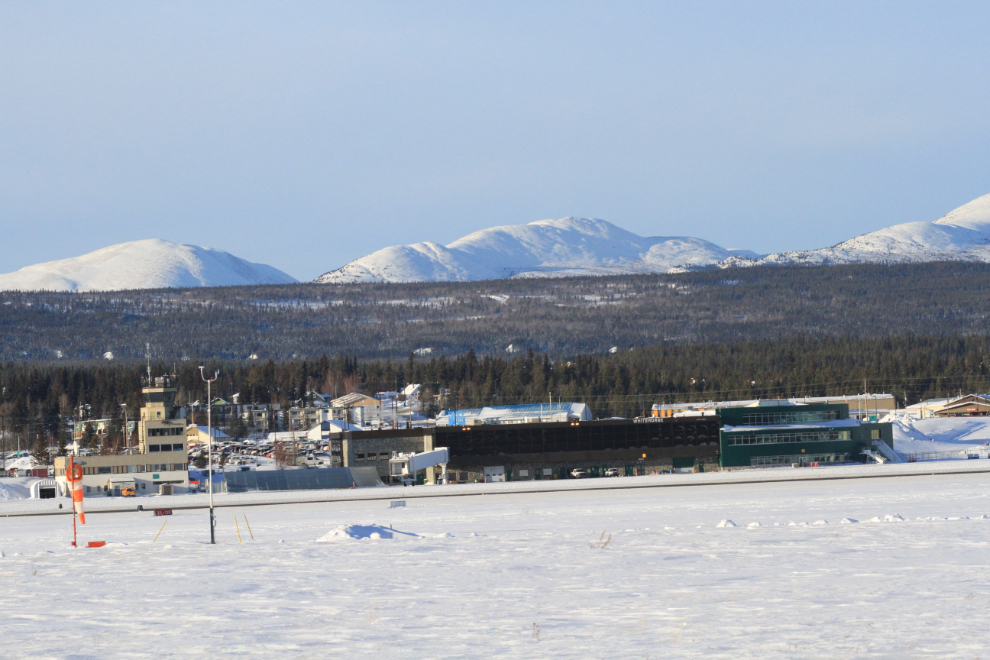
[
  {"xmin": 199, "ymin": 366, "xmax": 219, "ymax": 545},
  {"xmin": 120, "ymin": 404, "xmax": 128, "ymax": 451}
]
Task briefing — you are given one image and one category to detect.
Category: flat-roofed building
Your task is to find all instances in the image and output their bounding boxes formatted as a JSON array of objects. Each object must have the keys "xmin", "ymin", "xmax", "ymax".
[
  {"xmin": 335, "ymin": 415, "xmax": 722, "ymax": 484},
  {"xmin": 55, "ymin": 375, "xmax": 189, "ymax": 496}
]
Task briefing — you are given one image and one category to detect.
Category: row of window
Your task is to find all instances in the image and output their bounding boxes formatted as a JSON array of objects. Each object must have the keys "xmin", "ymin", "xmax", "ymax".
[
  {"xmin": 355, "ymin": 453, "xmax": 391, "ymax": 461},
  {"xmin": 739, "ymin": 410, "xmax": 841, "ymax": 426},
  {"xmin": 750, "ymin": 453, "xmax": 851, "ymax": 466},
  {"xmin": 148, "ymin": 443, "xmax": 185, "ymax": 452},
  {"xmin": 55, "ymin": 463, "xmax": 187, "ymax": 476},
  {"xmin": 86, "ymin": 483, "xmax": 150, "ymax": 493},
  {"xmin": 726, "ymin": 430, "xmax": 852, "ymax": 446},
  {"xmin": 147, "ymin": 428, "xmax": 185, "ymax": 437}
]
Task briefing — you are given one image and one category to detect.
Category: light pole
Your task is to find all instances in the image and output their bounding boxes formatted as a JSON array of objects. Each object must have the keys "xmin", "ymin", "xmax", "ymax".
[
  {"xmin": 199, "ymin": 366, "xmax": 219, "ymax": 545},
  {"xmin": 120, "ymin": 404, "xmax": 128, "ymax": 451}
]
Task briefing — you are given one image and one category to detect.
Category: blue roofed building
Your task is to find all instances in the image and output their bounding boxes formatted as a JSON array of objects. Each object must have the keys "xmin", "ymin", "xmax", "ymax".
[{"xmin": 437, "ymin": 402, "xmax": 592, "ymax": 426}]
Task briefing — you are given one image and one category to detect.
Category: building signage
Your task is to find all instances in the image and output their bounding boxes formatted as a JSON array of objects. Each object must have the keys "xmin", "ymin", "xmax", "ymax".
[
  {"xmin": 633, "ymin": 417, "xmax": 664, "ymax": 424},
  {"xmin": 153, "ymin": 509, "xmax": 173, "ymax": 516}
]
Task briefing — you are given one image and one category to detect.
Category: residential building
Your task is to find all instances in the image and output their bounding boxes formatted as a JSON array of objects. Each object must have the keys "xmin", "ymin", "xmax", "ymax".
[
  {"xmin": 330, "ymin": 393, "xmax": 384, "ymax": 427},
  {"xmin": 933, "ymin": 394, "xmax": 990, "ymax": 417},
  {"xmin": 186, "ymin": 426, "xmax": 231, "ymax": 445},
  {"xmin": 71, "ymin": 419, "xmax": 138, "ymax": 446}
]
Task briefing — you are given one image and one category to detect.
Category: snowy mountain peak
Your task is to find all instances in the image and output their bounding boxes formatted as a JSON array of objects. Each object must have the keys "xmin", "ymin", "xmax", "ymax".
[
  {"xmin": 725, "ymin": 192, "xmax": 990, "ymax": 268},
  {"xmin": 932, "ymin": 192, "xmax": 990, "ymax": 230},
  {"xmin": 0, "ymin": 239, "xmax": 298, "ymax": 292},
  {"xmin": 317, "ymin": 217, "xmax": 754, "ymax": 284}
]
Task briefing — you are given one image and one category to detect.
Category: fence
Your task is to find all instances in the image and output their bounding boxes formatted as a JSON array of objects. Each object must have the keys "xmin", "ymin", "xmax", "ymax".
[{"xmin": 906, "ymin": 450, "xmax": 988, "ymax": 462}]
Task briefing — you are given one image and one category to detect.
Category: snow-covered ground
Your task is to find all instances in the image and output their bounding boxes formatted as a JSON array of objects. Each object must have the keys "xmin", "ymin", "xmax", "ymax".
[
  {"xmin": 2, "ymin": 466, "xmax": 990, "ymax": 657},
  {"xmin": 891, "ymin": 416, "xmax": 990, "ymax": 454}
]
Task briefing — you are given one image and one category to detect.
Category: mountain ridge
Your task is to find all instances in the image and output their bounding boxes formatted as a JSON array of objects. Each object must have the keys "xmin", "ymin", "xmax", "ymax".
[
  {"xmin": 316, "ymin": 216, "xmax": 757, "ymax": 283},
  {"xmin": 719, "ymin": 193, "xmax": 990, "ymax": 268},
  {"xmin": 0, "ymin": 239, "xmax": 298, "ymax": 292}
]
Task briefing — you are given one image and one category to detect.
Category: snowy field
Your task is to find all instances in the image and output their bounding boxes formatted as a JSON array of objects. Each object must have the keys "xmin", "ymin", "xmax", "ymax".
[{"xmin": 3, "ymin": 469, "xmax": 990, "ymax": 657}]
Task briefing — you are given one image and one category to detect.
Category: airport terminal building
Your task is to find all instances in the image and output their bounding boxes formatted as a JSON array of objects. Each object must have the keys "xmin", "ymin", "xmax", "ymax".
[
  {"xmin": 653, "ymin": 399, "xmax": 894, "ymax": 468},
  {"xmin": 338, "ymin": 415, "xmax": 722, "ymax": 483},
  {"xmin": 336, "ymin": 398, "xmax": 894, "ymax": 482}
]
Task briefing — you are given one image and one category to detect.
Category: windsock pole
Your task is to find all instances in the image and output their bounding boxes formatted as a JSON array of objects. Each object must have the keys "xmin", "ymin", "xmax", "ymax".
[{"xmin": 66, "ymin": 455, "xmax": 86, "ymax": 548}]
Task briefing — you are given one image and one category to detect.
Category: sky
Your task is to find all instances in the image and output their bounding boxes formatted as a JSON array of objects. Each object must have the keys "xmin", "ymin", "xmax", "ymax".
[{"xmin": 2, "ymin": 1, "xmax": 990, "ymax": 281}]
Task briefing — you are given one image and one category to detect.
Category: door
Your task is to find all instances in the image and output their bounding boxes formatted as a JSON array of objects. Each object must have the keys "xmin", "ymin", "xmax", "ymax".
[{"xmin": 483, "ymin": 466, "xmax": 505, "ymax": 483}]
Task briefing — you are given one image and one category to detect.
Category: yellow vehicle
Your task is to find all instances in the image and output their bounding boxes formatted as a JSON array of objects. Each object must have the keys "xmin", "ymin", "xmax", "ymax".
[{"xmin": 121, "ymin": 486, "xmax": 136, "ymax": 497}]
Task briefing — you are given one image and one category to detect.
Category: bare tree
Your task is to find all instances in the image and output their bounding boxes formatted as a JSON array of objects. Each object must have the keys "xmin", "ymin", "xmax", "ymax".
[{"xmin": 273, "ymin": 440, "xmax": 291, "ymax": 470}]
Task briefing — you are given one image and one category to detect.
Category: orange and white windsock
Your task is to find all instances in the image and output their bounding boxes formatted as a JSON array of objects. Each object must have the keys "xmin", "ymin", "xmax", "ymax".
[{"xmin": 66, "ymin": 455, "xmax": 85, "ymax": 524}]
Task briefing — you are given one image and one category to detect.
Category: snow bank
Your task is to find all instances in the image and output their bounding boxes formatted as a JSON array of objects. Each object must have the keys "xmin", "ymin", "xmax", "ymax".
[
  {"xmin": 892, "ymin": 417, "xmax": 990, "ymax": 454},
  {"xmin": 0, "ymin": 478, "xmax": 38, "ymax": 501},
  {"xmin": 316, "ymin": 524, "xmax": 419, "ymax": 541}
]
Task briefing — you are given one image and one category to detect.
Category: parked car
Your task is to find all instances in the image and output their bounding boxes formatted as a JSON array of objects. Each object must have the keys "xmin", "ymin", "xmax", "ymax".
[
  {"xmin": 570, "ymin": 469, "xmax": 590, "ymax": 479},
  {"xmin": 605, "ymin": 468, "xmax": 622, "ymax": 477}
]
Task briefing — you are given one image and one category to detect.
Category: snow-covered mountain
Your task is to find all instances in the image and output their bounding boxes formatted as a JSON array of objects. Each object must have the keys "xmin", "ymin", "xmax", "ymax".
[
  {"xmin": 722, "ymin": 193, "xmax": 990, "ymax": 268},
  {"xmin": 0, "ymin": 239, "xmax": 298, "ymax": 292},
  {"xmin": 316, "ymin": 217, "xmax": 758, "ymax": 283}
]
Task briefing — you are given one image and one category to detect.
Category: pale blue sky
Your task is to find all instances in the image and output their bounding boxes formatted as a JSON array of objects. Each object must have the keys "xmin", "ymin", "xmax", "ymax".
[{"xmin": 2, "ymin": 1, "xmax": 989, "ymax": 280}]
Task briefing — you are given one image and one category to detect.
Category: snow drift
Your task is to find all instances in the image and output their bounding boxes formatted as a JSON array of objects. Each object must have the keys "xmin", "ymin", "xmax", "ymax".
[
  {"xmin": 316, "ymin": 217, "xmax": 757, "ymax": 283},
  {"xmin": 316, "ymin": 524, "xmax": 418, "ymax": 541},
  {"xmin": 0, "ymin": 239, "xmax": 298, "ymax": 292}
]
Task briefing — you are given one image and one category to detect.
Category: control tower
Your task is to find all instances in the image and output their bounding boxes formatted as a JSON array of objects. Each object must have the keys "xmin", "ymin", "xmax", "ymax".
[{"xmin": 138, "ymin": 375, "xmax": 187, "ymax": 453}]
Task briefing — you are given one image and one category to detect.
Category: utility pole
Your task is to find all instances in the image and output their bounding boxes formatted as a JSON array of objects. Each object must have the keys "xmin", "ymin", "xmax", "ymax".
[
  {"xmin": 121, "ymin": 404, "xmax": 128, "ymax": 450},
  {"xmin": 199, "ymin": 366, "xmax": 219, "ymax": 545}
]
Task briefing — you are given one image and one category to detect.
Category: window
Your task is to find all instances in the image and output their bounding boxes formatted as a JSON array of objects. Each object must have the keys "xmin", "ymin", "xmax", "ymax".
[
  {"xmin": 149, "ymin": 445, "xmax": 161, "ymax": 452},
  {"xmin": 85, "ymin": 486, "xmax": 91, "ymax": 493},
  {"xmin": 172, "ymin": 443, "xmax": 184, "ymax": 451},
  {"xmin": 127, "ymin": 465, "xmax": 138, "ymax": 473},
  {"xmin": 356, "ymin": 453, "xmax": 365, "ymax": 461},
  {"xmin": 871, "ymin": 430, "xmax": 881, "ymax": 439},
  {"xmin": 725, "ymin": 430, "xmax": 845, "ymax": 446},
  {"xmin": 97, "ymin": 466, "xmax": 112, "ymax": 474},
  {"xmin": 518, "ymin": 469, "xmax": 530, "ymax": 477},
  {"xmin": 740, "ymin": 410, "xmax": 841, "ymax": 426},
  {"xmin": 751, "ymin": 453, "xmax": 850, "ymax": 466}
]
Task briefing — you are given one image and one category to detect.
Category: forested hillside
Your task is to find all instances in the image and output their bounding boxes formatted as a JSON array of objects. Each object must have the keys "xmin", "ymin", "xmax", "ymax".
[
  {"xmin": 4, "ymin": 334, "xmax": 990, "ymax": 439},
  {"xmin": 1, "ymin": 262, "xmax": 990, "ymax": 361}
]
